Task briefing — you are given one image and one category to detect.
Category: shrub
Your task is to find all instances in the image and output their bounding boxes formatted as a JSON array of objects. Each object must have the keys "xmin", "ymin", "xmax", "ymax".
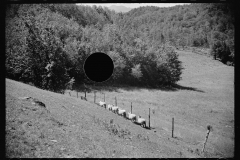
[
  {"xmin": 156, "ymin": 45, "xmax": 183, "ymax": 86},
  {"xmin": 211, "ymin": 40, "xmax": 231, "ymax": 64},
  {"xmin": 131, "ymin": 64, "xmax": 142, "ymax": 80}
]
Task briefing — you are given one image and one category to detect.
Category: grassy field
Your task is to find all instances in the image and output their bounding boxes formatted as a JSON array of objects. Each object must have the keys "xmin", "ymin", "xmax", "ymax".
[{"xmin": 6, "ymin": 50, "xmax": 234, "ymax": 158}]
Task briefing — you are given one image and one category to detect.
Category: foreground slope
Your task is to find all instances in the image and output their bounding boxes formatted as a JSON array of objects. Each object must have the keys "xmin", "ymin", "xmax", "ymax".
[
  {"xmin": 6, "ymin": 50, "xmax": 234, "ymax": 158},
  {"xmin": 6, "ymin": 78, "xmax": 199, "ymax": 158}
]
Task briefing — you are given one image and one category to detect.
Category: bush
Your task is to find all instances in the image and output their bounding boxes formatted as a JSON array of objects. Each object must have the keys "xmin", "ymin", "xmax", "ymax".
[
  {"xmin": 156, "ymin": 45, "xmax": 183, "ymax": 86},
  {"xmin": 131, "ymin": 64, "xmax": 142, "ymax": 80},
  {"xmin": 211, "ymin": 40, "xmax": 231, "ymax": 64}
]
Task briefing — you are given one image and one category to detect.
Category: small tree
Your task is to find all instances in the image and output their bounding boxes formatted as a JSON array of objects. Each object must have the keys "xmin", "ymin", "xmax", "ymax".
[
  {"xmin": 178, "ymin": 36, "xmax": 187, "ymax": 50},
  {"xmin": 156, "ymin": 46, "xmax": 183, "ymax": 86},
  {"xmin": 66, "ymin": 77, "xmax": 75, "ymax": 91},
  {"xmin": 211, "ymin": 40, "xmax": 231, "ymax": 64},
  {"xmin": 131, "ymin": 64, "xmax": 142, "ymax": 80}
]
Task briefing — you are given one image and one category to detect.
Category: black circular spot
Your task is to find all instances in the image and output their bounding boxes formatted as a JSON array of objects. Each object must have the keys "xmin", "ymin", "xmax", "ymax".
[{"xmin": 84, "ymin": 52, "xmax": 114, "ymax": 83}]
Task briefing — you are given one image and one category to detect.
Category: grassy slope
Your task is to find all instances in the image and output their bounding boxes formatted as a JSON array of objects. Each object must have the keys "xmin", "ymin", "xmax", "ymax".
[
  {"xmin": 6, "ymin": 79, "xmax": 184, "ymax": 158},
  {"xmin": 6, "ymin": 50, "xmax": 234, "ymax": 158}
]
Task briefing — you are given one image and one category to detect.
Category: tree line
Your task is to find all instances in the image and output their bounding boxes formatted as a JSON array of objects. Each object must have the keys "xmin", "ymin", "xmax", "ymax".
[{"xmin": 5, "ymin": 3, "xmax": 234, "ymax": 93}]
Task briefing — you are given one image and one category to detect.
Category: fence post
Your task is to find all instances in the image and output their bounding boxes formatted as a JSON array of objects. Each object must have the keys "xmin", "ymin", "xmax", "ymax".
[
  {"xmin": 77, "ymin": 92, "xmax": 78, "ymax": 98},
  {"xmin": 69, "ymin": 91, "xmax": 71, "ymax": 96},
  {"xmin": 149, "ymin": 108, "xmax": 151, "ymax": 129},
  {"xmin": 94, "ymin": 92, "xmax": 96, "ymax": 103},
  {"xmin": 172, "ymin": 118, "xmax": 174, "ymax": 138},
  {"xmin": 104, "ymin": 93, "xmax": 105, "ymax": 102},
  {"xmin": 202, "ymin": 125, "xmax": 213, "ymax": 153},
  {"xmin": 131, "ymin": 102, "xmax": 132, "ymax": 113},
  {"xmin": 85, "ymin": 90, "xmax": 86, "ymax": 98},
  {"xmin": 115, "ymin": 97, "xmax": 117, "ymax": 106}
]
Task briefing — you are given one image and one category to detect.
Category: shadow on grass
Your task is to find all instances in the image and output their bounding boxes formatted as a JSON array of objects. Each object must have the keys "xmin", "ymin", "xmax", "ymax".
[
  {"xmin": 145, "ymin": 126, "xmax": 153, "ymax": 130},
  {"xmin": 115, "ymin": 84, "xmax": 204, "ymax": 93},
  {"xmin": 168, "ymin": 84, "xmax": 205, "ymax": 93},
  {"xmin": 74, "ymin": 84, "xmax": 120, "ymax": 93},
  {"xmin": 74, "ymin": 83, "xmax": 204, "ymax": 93}
]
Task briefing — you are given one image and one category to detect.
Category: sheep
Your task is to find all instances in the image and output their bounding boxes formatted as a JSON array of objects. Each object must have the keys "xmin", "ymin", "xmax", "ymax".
[
  {"xmin": 99, "ymin": 101, "xmax": 105, "ymax": 106},
  {"xmin": 111, "ymin": 106, "xmax": 119, "ymax": 113},
  {"xmin": 126, "ymin": 112, "xmax": 137, "ymax": 122},
  {"xmin": 135, "ymin": 116, "xmax": 146, "ymax": 128},
  {"xmin": 81, "ymin": 96, "xmax": 87, "ymax": 101},
  {"xmin": 107, "ymin": 104, "xmax": 114, "ymax": 111},
  {"xmin": 99, "ymin": 101, "xmax": 106, "ymax": 108},
  {"xmin": 117, "ymin": 108, "xmax": 126, "ymax": 118}
]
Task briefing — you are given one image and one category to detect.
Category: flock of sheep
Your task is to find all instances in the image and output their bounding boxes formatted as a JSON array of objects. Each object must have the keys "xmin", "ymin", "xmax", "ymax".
[{"xmin": 98, "ymin": 101, "xmax": 147, "ymax": 128}]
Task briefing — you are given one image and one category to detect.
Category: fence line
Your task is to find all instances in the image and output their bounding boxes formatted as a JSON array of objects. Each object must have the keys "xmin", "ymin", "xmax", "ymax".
[{"xmin": 67, "ymin": 90, "xmax": 180, "ymax": 137}]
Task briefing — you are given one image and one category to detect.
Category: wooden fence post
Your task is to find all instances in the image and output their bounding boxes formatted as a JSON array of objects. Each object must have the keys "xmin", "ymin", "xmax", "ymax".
[
  {"xmin": 115, "ymin": 97, "xmax": 117, "ymax": 106},
  {"xmin": 131, "ymin": 102, "xmax": 132, "ymax": 113},
  {"xmin": 202, "ymin": 125, "xmax": 213, "ymax": 153},
  {"xmin": 94, "ymin": 92, "xmax": 96, "ymax": 103},
  {"xmin": 77, "ymin": 92, "xmax": 78, "ymax": 98},
  {"xmin": 149, "ymin": 108, "xmax": 151, "ymax": 129},
  {"xmin": 172, "ymin": 118, "xmax": 174, "ymax": 138}
]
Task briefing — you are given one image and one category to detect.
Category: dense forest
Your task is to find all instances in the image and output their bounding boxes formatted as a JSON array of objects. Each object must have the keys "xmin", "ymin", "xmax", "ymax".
[{"xmin": 6, "ymin": 3, "xmax": 234, "ymax": 93}]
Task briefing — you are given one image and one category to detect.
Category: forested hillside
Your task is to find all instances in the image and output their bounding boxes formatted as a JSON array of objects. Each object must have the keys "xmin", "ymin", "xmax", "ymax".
[
  {"xmin": 117, "ymin": 4, "xmax": 234, "ymax": 62},
  {"xmin": 6, "ymin": 3, "xmax": 234, "ymax": 93}
]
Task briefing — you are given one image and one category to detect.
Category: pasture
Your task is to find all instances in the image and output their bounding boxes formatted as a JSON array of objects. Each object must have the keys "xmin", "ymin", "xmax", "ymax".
[
  {"xmin": 6, "ymin": 50, "xmax": 234, "ymax": 158},
  {"xmin": 66, "ymin": 50, "xmax": 234, "ymax": 157}
]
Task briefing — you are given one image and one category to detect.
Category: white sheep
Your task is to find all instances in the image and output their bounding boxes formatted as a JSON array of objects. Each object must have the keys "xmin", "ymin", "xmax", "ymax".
[
  {"xmin": 126, "ymin": 112, "xmax": 137, "ymax": 122},
  {"xmin": 81, "ymin": 96, "xmax": 87, "ymax": 101},
  {"xmin": 135, "ymin": 116, "xmax": 146, "ymax": 128},
  {"xmin": 107, "ymin": 104, "xmax": 114, "ymax": 110},
  {"xmin": 111, "ymin": 106, "xmax": 119, "ymax": 113},
  {"xmin": 117, "ymin": 108, "xmax": 126, "ymax": 118},
  {"xmin": 99, "ymin": 101, "xmax": 106, "ymax": 108}
]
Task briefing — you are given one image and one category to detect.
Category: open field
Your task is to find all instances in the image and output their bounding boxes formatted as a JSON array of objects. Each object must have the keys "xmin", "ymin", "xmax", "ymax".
[{"xmin": 6, "ymin": 50, "xmax": 234, "ymax": 158}]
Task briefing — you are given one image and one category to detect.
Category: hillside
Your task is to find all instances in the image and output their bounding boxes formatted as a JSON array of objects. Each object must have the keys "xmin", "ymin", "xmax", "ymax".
[
  {"xmin": 6, "ymin": 78, "xmax": 185, "ymax": 158},
  {"xmin": 6, "ymin": 3, "xmax": 235, "ymax": 92},
  {"xmin": 108, "ymin": 5, "xmax": 132, "ymax": 13},
  {"xmin": 6, "ymin": 49, "xmax": 234, "ymax": 158}
]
